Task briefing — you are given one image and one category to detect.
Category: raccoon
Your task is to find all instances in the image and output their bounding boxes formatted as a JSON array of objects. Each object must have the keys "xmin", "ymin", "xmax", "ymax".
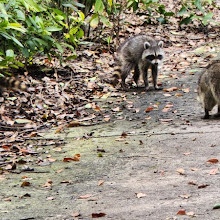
[
  {"xmin": 198, "ymin": 60, "xmax": 220, "ymax": 119},
  {"xmin": 0, "ymin": 77, "xmax": 26, "ymax": 96},
  {"xmin": 114, "ymin": 35, "xmax": 164, "ymax": 90}
]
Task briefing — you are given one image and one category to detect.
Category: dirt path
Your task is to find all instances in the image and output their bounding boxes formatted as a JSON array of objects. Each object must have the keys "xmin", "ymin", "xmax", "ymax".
[{"xmin": 1, "ymin": 43, "xmax": 220, "ymax": 220}]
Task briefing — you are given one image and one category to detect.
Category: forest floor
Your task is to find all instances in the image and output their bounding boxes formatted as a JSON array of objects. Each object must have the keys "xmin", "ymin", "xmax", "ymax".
[{"xmin": 0, "ymin": 2, "xmax": 220, "ymax": 220}]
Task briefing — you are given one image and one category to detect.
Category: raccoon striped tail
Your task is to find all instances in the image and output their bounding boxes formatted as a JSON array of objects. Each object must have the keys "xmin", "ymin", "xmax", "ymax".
[
  {"xmin": 111, "ymin": 67, "xmax": 121, "ymax": 87},
  {"xmin": 0, "ymin": 77, "xmax": 27, "ymax": 91}
]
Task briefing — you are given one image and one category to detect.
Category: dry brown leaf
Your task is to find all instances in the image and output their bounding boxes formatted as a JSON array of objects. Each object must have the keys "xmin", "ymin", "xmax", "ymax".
[
  {"xmin": 21, "ymin": 181, "xmax": 31, "ymax": 187},
  {"xmin": 145, "ymin": 106, "xmax": 154, "ymax": 112},
  {"xmin": 78, "ymin": 194, "xmax": 92, "ymax": 199},
  {"xmin": 177, "ymin": 209, "xmax": 186, "ymax": 215},
  {"xmin": 98, "ymin": 180, "xmax": 105, "ymax": 186},
  {"xmin": 92, "ymin": 213, "xmax": 106, "ymax": 218},
  {"xmin": 207, "ymin": 159, "xmax": 219, "ymax": 164},
  {"xmin": 176, "ymin": 168, "xmax": 185, "ymax": 175},
  {"xmin": 163, "ymin": 87, "xmax": 178, "ymax": 92},
  {"xmin": 210, "ymin": 168, "xmax": 218, "ymax": 175}
]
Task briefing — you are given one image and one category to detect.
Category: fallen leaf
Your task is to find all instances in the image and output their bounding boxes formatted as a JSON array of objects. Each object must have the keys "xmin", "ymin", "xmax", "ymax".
[
  {"xmin": 207, "ymin": 159, "xmax": 219, "ymax": 164},
  {"xmin": 210, "ymin": 168, "xmax": 218, "ymax": 175},
  {"xmin": 186, "ymin": 211, "xmax": 195, "ymax": 216},
  {"xmin": 21, "ymin": 181, "xmax": 31, "ymax": 187},
  {"xmin": 136, "ymin": 193, "xmax": 147, "ymax": 198},
  {"xmin": 188, "ymin": 181, "xmax": 197, "ymax": 186},
  {"xmin": 164, "ymin": 87, "xmax": 178, "ymax": 92},
  {"xmin": 56, "ymin": 169, "xmax": 63, "ymax": 173},
  {"xmin": 71, "ymin": 212, "xmax": 81, "ymax": 217},
  {"xmin": 213, "ymin": 204, "xmax": 220, "ymax": 209},
  {"xmin": 78, "ymin": 194, "xmax": 92, "ymax": 199},
  {"xmin": 198, "ymin": 184, "xmax": 209, "ymax": 189},
  {"xmin": 42, "ymin": 179, "xmax": 53, "ymax": 188},
  {"xmin": 175, "ymin": 93, "xmax": 183, "ymax": 97},
  {"xmin": 121, "ymin": 132, "xmax": 128, "ymax": 138},
  {"xmin": 67, "ymin": 121, "xmax": 83, "ymax": 127},
  {"xmin": 92, "ymin": 213, "xmax": 106, "ymax": 218},
  {"xmin": 63, "ymin": 154, "xmax": 80, "ymax": 162},
  {"xmin": 98, "ymin": 180, "xmax": 105, "ymax": 186},
  {"xmin": 182, "ymin": 88, "xmax": 190, "ymax": 93},
  {"xmin": 183, "ymin": 152, "xmax": 191, "ymax": 156},
  {"xmin": 177, "ymin": 209, "xmax": 186, "ymax": 215},
  {"xmin": 180, "ymin": 194, "xmax": 191, "ymax": 199},
  {"xmin": 176, "ymin": 168, "xmax": 185, "ymax": 175},
  {"xmin": 145, "ymin": 106, "xmax": 154, "ymax": 112}
]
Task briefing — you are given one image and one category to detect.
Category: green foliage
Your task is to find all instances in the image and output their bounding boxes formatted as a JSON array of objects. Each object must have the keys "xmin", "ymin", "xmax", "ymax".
[
  {"xmin": 178, "ymin": 0, "xmax": 216, "ymax": 26},
  {"xmin": 0, "ymin": 0, "xmax": 77, "ymax": 71}
]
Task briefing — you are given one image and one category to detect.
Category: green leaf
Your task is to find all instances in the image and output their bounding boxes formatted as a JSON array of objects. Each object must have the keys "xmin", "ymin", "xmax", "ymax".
[
  {"xmin": 90, "ymin": 14, "xmax": 99, "ymax": 28},
  {"xmin": 213, "ymin": 204, "xmax": 220, "ymax": 209},
  {"xmin": 195, "ymin": 0, "xmax": 204, "ymax": 13},
  {"xmin": 6, "ymin": 49, "xmax": 15, "ymax": 58},
  {"xmin": 202, "ymin": 12, "xmax": 213, "ymax": 25},
  {"xmin": 76, "ymin": 28, "xmax": 84, "ymax": 39},
  {"xmin": 55, "ymin": 42, "xmax": 64, "ymax": 53},
  {"xmin": 15, "ymin": 119, "xmax": 33, "ymax": 124},
  {"xmin": 177, "ymin": 6, "xmax": 188, "ymax": 16},
  {"xmin": 95, "ymin": 0, "xmax": 104, "ymax": 13},
  {"xmin": 15, "ymin": 9, "xmax": 26, "ymax": 21},
  {"xmin": 0, "ymin": 3, "xmax": 8, "ymax": 21},
  {"xmin": 62, "ymin": 3, "xmax": 78, "ymax": 11},
  {"xmin": 100, "ymin": 15, "xmax": 111, "ymax": 26},
  {"xmin": 7, "ymin": 97, "xmax": 17, "ymax": 101},
  {"xmin": 45, "ymin": 26, "xmax": 63, "ymax": 32},
  {"xmin": 72, "ymin": 1, "xmax": 85, "ymax": 8},
  {"xmin": 108, "ymin": 0, "xmax": 113, "ymax": 7},
  {"xmin": 6, "ymin": 23, "xmax": 26, "ymax": 33},
  {"xmin": 179, "ymin": 15, "xmax": 194, "ymax": 25}
]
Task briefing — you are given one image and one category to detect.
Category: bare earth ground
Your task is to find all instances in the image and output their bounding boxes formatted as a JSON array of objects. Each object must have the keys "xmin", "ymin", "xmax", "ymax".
[{"xmin": 1, "ymin": 42, "xmax": 220, "ymax": 220}]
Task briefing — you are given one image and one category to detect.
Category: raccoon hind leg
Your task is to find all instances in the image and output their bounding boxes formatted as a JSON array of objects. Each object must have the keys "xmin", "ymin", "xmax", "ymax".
[
  {"xmin": 202, "ymin": 93, "xmax": 216, "ymax": 119},
  {"xmin": 121, "ymin": 62, "xmax": 133, "ymax": 89}
]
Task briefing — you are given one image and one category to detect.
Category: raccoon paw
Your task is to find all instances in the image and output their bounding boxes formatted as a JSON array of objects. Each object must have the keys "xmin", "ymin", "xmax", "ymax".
[
  {"xmin": 202, "ymin": 115, "xmax": 210, "ymax": 119},
  {"xmin": 155, "ymin": 86, "xmax": 163, "ymax": 90},
  {"xmin": 213, "ymin": 113, "xmax": 220, "ymax": 118}
]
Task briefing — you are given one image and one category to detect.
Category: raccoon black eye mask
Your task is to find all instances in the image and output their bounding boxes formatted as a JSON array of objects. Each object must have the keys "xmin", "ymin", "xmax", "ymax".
[{"xmin": 146, "ymin": 55, "xmax": 163, "ymax": 61}]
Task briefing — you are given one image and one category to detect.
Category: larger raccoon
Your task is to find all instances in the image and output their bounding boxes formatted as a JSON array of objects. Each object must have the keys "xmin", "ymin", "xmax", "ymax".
[
  {"xmin": 114, "ymin": 35, "xmax": 164, "ymax": 90},
  {"xmin": 0, "ymin": 77, "xmax": 26, "ymax": 96},
  {"xmin": 198, "ymin": 60, "xmax": 220, "ymax": 119}
]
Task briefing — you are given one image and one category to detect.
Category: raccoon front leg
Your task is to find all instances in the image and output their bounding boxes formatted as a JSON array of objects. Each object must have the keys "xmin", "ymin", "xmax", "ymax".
[
  {"xmin": 133, "ymin": 65, "xmax": 140, "ymax": 87},
  {"xmin": 139, "ymin": 62, "xmax": 149, "ymax": 90},
  {"xmin": 152, "ymin": 64, "xmax": 160, "ymax": 90}
]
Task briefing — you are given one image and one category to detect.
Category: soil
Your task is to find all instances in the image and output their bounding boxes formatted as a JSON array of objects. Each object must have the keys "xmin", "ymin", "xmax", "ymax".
[{"xmin": 0, "ymin": 43, "xmax": 220, "ymax": 220}]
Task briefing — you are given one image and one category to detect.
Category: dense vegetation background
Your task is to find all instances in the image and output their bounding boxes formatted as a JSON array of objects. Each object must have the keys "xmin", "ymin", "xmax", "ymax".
[{"xmin": 0, "ymin": 0, "xmax": 219, "ymax": 73}]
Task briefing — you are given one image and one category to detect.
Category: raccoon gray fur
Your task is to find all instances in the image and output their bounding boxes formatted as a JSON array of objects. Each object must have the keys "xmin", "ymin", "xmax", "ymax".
[
  {"xmin": 114, "ymin": 35, "xmax": 164, "ymax": 90},
  {"xmin": 0, "ymin": 77, "xmax": 26, "ymax": 96},
  {"xmin": 198, "ymin": 60, "xmax": 220, "ymax": 119}
]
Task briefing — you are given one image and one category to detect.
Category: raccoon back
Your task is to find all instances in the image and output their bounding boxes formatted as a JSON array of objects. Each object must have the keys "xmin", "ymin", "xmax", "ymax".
[
  {"xmin": 117, "ymin": 35, "xmax": 156, "ymax": 63},
  {"xmin": 198, "ymin": 61, "xmax": 220, "ymax": 104}
]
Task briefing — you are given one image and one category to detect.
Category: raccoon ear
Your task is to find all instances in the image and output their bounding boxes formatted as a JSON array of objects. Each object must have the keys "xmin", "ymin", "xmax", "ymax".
[
  {"xmin": 144, "ymin": 42, "xmax": 151, "ymax": 49},
  {"xmin": 158, "ymin": 41, "xmax": 163, "ymax": 48}
]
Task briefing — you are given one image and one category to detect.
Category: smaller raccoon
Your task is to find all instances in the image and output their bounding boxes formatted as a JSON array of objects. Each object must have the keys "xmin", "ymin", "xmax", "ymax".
[
  {"xmin": 0, "ymin": 77, "xmax": 26, "ymax": 96},
  {"xmin": 198, "ymin": 60, "xmax": 220, "ymax": 119},
  {"xmin": 114, "ymin": 35, "xmax": 164, "ymax": 90}
]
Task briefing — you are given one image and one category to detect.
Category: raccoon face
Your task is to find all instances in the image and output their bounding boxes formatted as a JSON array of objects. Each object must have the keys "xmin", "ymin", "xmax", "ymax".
[{"xmin": 142, "ymin": 41, "xmax": 164, "ymax": 65}]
